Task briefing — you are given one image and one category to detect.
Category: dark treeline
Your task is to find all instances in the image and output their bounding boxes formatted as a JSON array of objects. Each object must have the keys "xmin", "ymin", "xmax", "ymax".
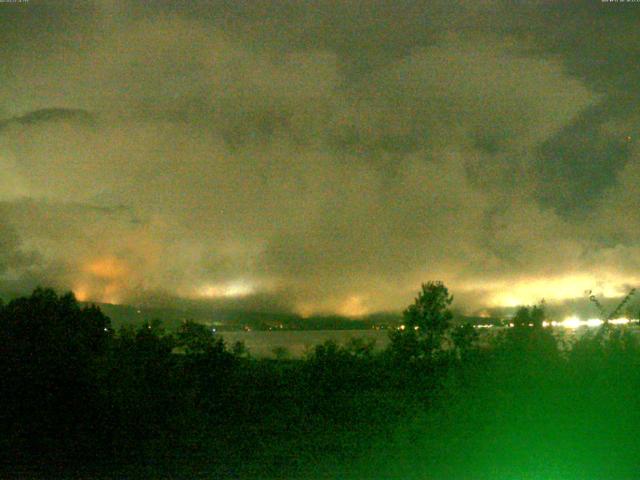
[{"xmin": 2, "ymin": 284, "xmax": 640, "ymax": 479}]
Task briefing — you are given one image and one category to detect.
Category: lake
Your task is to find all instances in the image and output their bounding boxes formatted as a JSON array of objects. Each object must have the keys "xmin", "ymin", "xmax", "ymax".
[
  {"xmin": 218, "ymin": 325, "xmax": 640, "ymax": 358},
  {"xmin": 218, "ymin": 329, "xmax": 390, "ymax": 358}
]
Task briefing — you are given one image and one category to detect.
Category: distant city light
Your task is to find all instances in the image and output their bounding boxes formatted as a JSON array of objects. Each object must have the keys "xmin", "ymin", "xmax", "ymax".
[
  {"xmin": 586, "ymin": 318, "xmax": 603, "ymax": 328},
  {"xmin": 559, "ymin": 316, "xmax": 631, "ymax": 329},
  {"xmin": 610, "ymin": 317, "xmax": 631, "ymax": 325},
  {"xmin": 471, "ymin": 315, "xmax": 635, "ymax": 329},
  {"xmin": 561, "ymin": 316, "xmax": 582, "ymax": 329}
]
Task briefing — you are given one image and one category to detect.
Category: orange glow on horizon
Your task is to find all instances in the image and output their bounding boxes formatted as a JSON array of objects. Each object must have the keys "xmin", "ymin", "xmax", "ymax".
[
  {"xmin": 84, "ymin": 257, "xmax": 130, "ymax": 280},
  {"xmin": 73, "ymin": 286, "xmax": 89, "ymax": 302},
  {"xmin": 71, "ymin": 256, "xmax": 131, "ymax": 304},
  {"xmin": 72, "ymin": 284, "xmax": 122, "ymax": 304}
]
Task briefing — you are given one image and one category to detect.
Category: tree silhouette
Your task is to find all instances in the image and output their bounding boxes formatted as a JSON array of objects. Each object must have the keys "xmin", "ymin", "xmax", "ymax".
[
  {"xmin": 504, "ymin": 301, "xmax": 557, "ymax": 361},
  {"xmin": 512, "ymin": 302, "xmax": 545, "ymax": 330},
  {"xmin": 390, "ymin": 281, "xmax": 453, "ymax": 360},
  {"xmin": 0, "ymin": 288, "xmax": 112, "ymax": 456},
  {"xmin": 177, "ymin": 320, "xmax": 221, "ymax": 355},
  {"xmin": 512, "ymin": 306, "xmax": 532, "ymax": 329},
  {"xmin": 588, "ymin": 288, "xmax": 636, "ymax": 325},
  {"xmin": 451, "ymin": 322, "xmax": 478, "ymax": 360}
]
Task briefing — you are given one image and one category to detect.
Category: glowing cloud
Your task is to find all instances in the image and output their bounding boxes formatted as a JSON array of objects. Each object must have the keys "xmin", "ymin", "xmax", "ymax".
[
  {"xmin": 70, "ymin": 256, "xmax": 132, "ymax": 304},
  {"xmin": 472, "ymin": 274, "xmax": 640, "ymax": 308},
  {"xmin": 84, "ymin": 257, "xmax": 130, "ymax": 280},
  {"xmin": 195, "ymin": 280, "xmax": 254, "ymax": 299},
  {"xmin": 337, "ymin": 295, "xmax": 369, "ymax": 317}
]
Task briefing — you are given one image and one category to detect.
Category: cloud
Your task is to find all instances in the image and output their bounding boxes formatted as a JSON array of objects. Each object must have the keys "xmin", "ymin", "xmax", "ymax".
[{"xmin": 0, "ymin": 1, "xmax": 636, "ymax": 314}]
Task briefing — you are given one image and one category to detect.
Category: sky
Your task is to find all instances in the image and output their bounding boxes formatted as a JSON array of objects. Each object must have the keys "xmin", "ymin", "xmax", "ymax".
[{"xmin": 0, "ymin": 0, "xmax": 639, "ymax": 316}]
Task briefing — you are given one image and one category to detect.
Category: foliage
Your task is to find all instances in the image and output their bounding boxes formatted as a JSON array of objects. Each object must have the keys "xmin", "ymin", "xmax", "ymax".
[
  {"xmin": 450, "ymin": 322, "xmax": 478, "ymax": 360},
  {"xmin": 389, "ymin": 281, "xmax": 454, "ymax": 360},
  {"xmin": 177, "ymin": 320, "xmax": 223, "ymax": 355},
  {"xmin": 231, "ymin": 340, "xmax": 249, "ymax": 358},
  {"xmin": 512, "ymin": 303, "xmax": 545, "ymax": 329},
  {"xmin": 272, "ymin": 345, "xmax": 290, "ymax": 360},
  {"xmin": 501, "ymin": 301, "xmax": 558, "ymax": 363},
  {"xmin": 588, "ymin": 288, "xmax": 636, "ymax": 324},
  {"xmin": 3, "ymin": 285, "xmax": 640, "ymax": 479},
  {"xmin": 0, "ymin": 288, "xmax": 112, "ymax": 457}
]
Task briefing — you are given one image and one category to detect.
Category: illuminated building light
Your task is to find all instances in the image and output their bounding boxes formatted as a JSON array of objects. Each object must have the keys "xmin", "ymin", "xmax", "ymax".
[
  {"xmin": 561, "ymin": 316, "xmax": 581, "ymax": 329},
  {"xmin": 586, "ymin": 318, "xmax": 603, "ymax": 328},
  {"xmin": 555, "ymin": 316, "xmax": 632, "ymax": 329},
  {"xmin": 610, "ymin": 317, "xmax": 630, "ymax": 325}
]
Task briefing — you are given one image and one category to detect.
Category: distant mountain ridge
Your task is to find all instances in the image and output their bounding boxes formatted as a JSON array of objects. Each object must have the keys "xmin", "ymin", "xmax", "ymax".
[
  {"xmin": 86, "ymin": 301, "xmax": 506, "ymax": 332},
  {"xmin": 87, "ymin": 301, "xmax": 403, "ymax": 331}
]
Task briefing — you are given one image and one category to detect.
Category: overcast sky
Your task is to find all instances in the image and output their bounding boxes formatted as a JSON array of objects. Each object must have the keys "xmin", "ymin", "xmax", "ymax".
[{"xmin": 0, "ymin": 0, "xmax": 639, "ymax": 315}]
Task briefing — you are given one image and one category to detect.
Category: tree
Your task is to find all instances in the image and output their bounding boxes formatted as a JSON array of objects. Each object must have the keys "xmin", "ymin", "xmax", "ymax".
[
  {"xmin": 504, "ymin": 301, "xmax": 557, "ymax": 361},
  {"xmin": 512, "ymin": 302, "xmax": 545, "ymax": 329},
  {"xmin": 389, "ymin": 281, "xmax": 453, "ymax": 360},
  {"xmin": 0, "ymin": 288, "xmax": 112, "ymax": 455},
  {"xmin": 588, "ymin": 288, "xmax": 636, "ymax": 326},
  {"xmin": 512, "ymin": 306, "xmax": 532, "ymax": 329},
  {"xmin": 530, "ymin": 303, "xmax": 545, "ymax": 328},
  {"xmin": 177, "ymin": 320, "xmax": 221, "ymax": 355},
  {"xmin": 451, "ymin": 322, "xmax": 478, "ymax": 360}
]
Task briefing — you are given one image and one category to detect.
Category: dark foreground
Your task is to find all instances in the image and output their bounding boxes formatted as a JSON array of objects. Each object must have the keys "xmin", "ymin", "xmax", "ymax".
[{"xmin": 2, "ymin": 288, "xmax": 640, "ymax": 479}]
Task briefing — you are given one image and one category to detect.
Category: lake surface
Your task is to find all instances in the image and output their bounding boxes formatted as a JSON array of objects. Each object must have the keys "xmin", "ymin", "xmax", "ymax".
[
  {"xmin": 219, "ymin": 325, "xmax": 640, "ymax": 358},
  {"xmin": 219, "ymin": 329, "xmax": 390, "ymax": 358}
]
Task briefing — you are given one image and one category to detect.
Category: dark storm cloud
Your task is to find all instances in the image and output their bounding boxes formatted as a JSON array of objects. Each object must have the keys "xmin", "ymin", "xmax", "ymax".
[
  {"xmin": 0, "ymin": 0, "xmax": 637, "ymax": 313},
  {"xmin": 502, "ymin": 1, "xmax": 640, "ymax": 224},
  {"xmin": 534, "ymin": 101, "xmax": 633, "ymax": 216}
]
